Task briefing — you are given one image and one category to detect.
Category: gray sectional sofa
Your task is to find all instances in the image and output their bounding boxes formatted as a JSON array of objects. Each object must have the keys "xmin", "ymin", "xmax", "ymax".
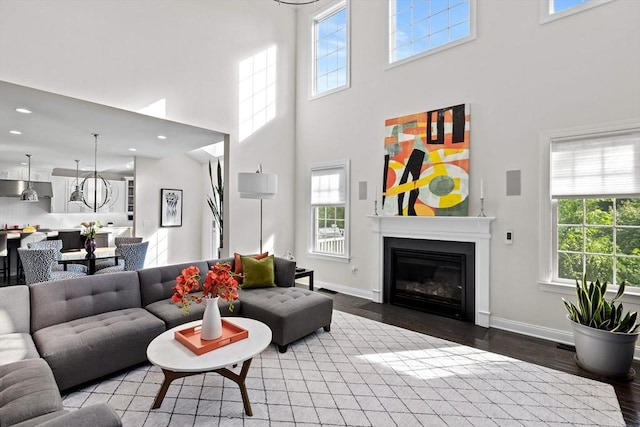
[{"xmin": 0, "ymin": 256, "xmax": 333, "ymax": 427}]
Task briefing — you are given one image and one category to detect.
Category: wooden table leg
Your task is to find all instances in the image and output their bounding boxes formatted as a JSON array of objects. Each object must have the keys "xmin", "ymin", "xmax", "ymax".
[
  {"xmin": 214, "ymin": 358, "xmax": 254, "ymax": 416},
  {"xmin": 152, "ymin": 359, "xmax": 255, "ymax": 415},
  {"xmin": 152, "ymin": 369, "xmax": 200, "ymax": 409}
]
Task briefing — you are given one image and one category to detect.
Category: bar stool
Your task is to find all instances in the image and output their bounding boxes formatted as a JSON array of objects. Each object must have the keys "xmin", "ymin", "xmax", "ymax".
[{"xmin": 0, "ymin": 233, "xmax": 8, "ymax": 283}]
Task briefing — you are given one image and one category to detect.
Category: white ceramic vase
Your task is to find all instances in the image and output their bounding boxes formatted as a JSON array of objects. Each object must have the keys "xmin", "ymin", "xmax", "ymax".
[{"xmin": 201, "ymin": 296, "xmax": 223, "ymax": 340}]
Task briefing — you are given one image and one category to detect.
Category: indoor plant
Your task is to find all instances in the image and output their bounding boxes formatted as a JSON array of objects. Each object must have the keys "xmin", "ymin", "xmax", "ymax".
[
  {"xmin": 563, "ymin": 274, "xmax": 639, "ymax": 377},
  {"xmin": 207, "ymin": 159, "xmax": 223, "ymax": 257},
  {"xmin": 171, "ymin": 263, "xmax": 239, "ymax": 340}
]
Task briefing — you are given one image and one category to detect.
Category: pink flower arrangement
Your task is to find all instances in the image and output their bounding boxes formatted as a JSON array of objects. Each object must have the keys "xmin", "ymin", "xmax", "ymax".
[{"xmin": 171, "ymin": 263, "xmax": 239, "ymax": 315}]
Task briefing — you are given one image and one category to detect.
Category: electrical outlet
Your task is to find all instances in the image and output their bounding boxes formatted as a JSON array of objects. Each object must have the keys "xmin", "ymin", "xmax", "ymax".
[
  {"xmin": 351, "ymin": 266, "xmax": 358, "ymax": 274},
  {"xmin": 506, "ymin": 230, "xmax": 513, "ymax": 244}
]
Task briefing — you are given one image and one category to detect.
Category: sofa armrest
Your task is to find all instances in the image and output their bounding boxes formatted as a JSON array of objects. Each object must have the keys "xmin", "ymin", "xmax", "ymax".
[
  {"xmin": 274, "ymin": 257, "xmax": 296, "ymax": 288},
  {"xmin": 38, "ymin": 404, "xmax": 122, "ymax": 427}
]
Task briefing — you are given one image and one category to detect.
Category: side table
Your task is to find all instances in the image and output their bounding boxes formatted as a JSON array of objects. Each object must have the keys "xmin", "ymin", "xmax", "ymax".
[{"xmin": 294, "ymin": 268, "xmax": 314, "ymax": 291}]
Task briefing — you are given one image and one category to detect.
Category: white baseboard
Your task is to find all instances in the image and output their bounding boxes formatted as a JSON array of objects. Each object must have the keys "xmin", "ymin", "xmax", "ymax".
[
  {"xmin": 490, "ymin": 316, "xmax": 640, "ymax": 360},
  {"xmin": 315, "ymin": 280, "xmax": 373, "ymax": 300}
]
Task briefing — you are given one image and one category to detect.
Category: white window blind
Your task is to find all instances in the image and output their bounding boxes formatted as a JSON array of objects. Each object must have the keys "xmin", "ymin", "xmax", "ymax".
[
  {"xmin": 550, "ymin": 130, "xmax": 640, "ymax": 198},
  {"xmin": 311, "ymin": 167, "xmax": 346, "ymax": 205}
]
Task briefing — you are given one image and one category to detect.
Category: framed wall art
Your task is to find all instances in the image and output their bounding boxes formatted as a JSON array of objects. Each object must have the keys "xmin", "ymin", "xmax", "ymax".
[
  {"xmin": 383, "ymin": 103, "xmax": 470, "ymax": 217},
  {"xmin": 160, "ymin": 188, "xmax": 183, "ymax": 227}
]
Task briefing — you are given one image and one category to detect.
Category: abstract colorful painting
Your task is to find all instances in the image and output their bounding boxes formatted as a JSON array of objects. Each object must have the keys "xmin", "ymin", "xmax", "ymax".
[{"xmin": 383, "ymin": 104, "xmax": 469, "ymax": 216}]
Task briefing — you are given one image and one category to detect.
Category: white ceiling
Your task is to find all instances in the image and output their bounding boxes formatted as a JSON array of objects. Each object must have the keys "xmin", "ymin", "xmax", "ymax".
[{"xmin": 0, "ymin": 80, "xmax": 226, "ymax": 175}]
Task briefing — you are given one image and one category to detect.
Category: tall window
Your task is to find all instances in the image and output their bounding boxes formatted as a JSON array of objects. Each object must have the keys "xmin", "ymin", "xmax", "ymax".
[
  {"xmin": 310, "ymin": 161, "xmax": 349, "ymax": 259},
  {"xmin": 312, "ymin": 0, "xmax": 349, "ymax": 97},
  {"xmin": 389, "ymin": 0, "xmax": 474, "ymax": 65},
  {"xmin": 541, "ymin": 0, "xmax": 612, "ymax": 23},
  {"xmin": 550, "ymin": 130, "xmax": 640, "ymax": 288}
]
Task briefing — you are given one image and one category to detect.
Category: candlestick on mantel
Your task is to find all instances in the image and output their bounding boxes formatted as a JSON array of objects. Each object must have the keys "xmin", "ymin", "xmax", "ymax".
[
  {"xmin": 480, "ymin": 179, "xmax": 484, "ymax": 199},
  {"xmin": 374, "ymin": 185, "xmax": 379, "ymax": 216}
]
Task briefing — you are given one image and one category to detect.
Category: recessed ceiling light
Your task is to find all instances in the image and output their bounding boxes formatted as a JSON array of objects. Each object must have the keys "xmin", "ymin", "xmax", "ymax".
[
  {"xmin": 126, "ymin": 164, "xmax": 133, "ymax": 169},
  {"xmin": 9, "ymin": 130, "xmax": 22, "ymax": 135},
  {"xmin": 16, "ymin": 108, "xmax": 32, "ymax": 114},
  {"xmin": 20, "ymin": 162, "xmax": 27, "ymax": 166},
  {"xmin": 129, "ymin": 148, "xmax": 137, "ymax": 152},
  {"xmin": 157, "ymin": 135, "xmax": 167, "ymax": 140}
]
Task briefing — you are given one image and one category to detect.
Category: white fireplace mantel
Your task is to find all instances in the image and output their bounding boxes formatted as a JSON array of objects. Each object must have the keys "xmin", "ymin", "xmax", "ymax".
[{"xmin": 369, "ymin": 215, "xmax": 495, "ymax": 328}]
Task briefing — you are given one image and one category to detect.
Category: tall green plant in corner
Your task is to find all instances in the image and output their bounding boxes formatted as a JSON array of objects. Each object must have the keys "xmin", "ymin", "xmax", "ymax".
[{"xmin": 207, "ymin": 159, "xmax": 223, "ymax": 251}]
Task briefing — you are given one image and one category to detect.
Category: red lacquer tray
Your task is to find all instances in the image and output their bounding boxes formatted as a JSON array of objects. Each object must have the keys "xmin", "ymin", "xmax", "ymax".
[{"xmin": 175, "ymin": 319, "xmax": 249, "ymax": 355}]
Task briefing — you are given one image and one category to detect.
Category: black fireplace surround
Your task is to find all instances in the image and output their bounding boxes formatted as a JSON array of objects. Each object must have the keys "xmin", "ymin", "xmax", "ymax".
[{"xmin": 383, "ymin": 237, "xmax": 475, "ymax": 321}]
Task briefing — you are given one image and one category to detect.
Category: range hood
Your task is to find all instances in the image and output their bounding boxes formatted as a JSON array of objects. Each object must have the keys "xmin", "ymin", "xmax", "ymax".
[{"xmin": 0, "ymin": 179, "xmax": 53, "ymax": 198}]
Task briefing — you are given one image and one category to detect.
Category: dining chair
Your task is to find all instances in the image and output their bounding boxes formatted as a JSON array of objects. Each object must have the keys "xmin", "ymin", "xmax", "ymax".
[
  {"xmin": 94, "ymin": 237, "xmax": 143, "ymax": 272},
  {"xmin": 57, "ymin": 230, "xmax": 83, "ymax": 252},
  {"xmin": 17, "ymin": 248, "xmax": 87, "ymax": 285},
  {"xmin": 95, "ymin": 241, "xmax": 149, "ymax": 275},
  {"xmin": 17, "ymin": 232, "xmax": 47, "ymax": 281},
  {"xmin": 0, "ymin": 233, "xmax": 8, "ymax": 283},
  {"xmin": 27, "ymin": 240, "xmax": 88, "ymax": 274}
]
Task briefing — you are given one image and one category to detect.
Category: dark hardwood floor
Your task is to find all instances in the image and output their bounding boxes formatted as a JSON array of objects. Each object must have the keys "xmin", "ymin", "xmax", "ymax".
[{"xmin": 323, "ymin": 289, "xmax": 640, "ymax": 426}]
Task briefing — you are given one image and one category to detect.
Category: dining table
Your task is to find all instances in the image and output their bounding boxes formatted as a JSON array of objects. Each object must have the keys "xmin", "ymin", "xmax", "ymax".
[{"xmin": 59, "ymin": 247, "xmax": 119, "ymax": 275}]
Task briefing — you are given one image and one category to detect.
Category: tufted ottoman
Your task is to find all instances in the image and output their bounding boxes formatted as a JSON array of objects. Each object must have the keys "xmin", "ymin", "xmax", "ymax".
[{"xmin": 238, "ymin": 287, "xmax": 333, "ymax": 352}]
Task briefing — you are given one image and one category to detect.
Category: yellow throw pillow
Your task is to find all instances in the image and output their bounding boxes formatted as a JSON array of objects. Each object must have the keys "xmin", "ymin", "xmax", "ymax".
[{"xmin": 240, "ymin": 255, "xmax": 276, "ymax": 289}]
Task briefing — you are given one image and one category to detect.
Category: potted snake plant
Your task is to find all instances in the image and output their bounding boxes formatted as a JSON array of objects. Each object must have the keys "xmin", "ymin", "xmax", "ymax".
[{"xmin": 563, "ymin": 274, "xmax": 639, "ymax": 378}]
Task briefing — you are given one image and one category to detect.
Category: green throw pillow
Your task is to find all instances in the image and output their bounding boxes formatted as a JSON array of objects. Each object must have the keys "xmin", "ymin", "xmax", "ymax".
[{"xmin": 240, "ymin": 254, "xmax": 276, "ymax": 289}]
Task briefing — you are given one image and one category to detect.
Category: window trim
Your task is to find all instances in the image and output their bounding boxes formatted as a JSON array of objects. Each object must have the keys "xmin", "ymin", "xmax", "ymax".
[
  {"xmin": 310, "ymin": 0, "xmax": 350, "ymax": 100},
  {"xmin": 538, "ymin": 119, "xmax": 640, "ymax": 293},
  {"xmin": 308, "ymin": 159, "xmax": 350, "ymax": 261},
  {"xmin": 539, "ymin": 0, "xmax": 612, "ymax": 25},
  {"xmin": 386, "ymin": 0, "xmax": 477, "ymax": 69}
]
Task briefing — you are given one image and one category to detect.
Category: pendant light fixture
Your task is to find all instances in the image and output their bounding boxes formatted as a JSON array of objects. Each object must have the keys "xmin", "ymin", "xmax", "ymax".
[
  {"xmin": 80, "ymin": 133, "xmax": 112, "ymax": 212},
  {"xmin": 20, "ymin": 154, "xmax": 39, "ymax": 201},
  {"xmin": 69, "ymin": 159, "xmax": 83, "ymax": 202}
]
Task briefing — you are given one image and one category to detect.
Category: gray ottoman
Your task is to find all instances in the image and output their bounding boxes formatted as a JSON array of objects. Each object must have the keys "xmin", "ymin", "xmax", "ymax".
[{"xmin": 238, "ymin": 287, "xmax": 333, "ymax": 352}]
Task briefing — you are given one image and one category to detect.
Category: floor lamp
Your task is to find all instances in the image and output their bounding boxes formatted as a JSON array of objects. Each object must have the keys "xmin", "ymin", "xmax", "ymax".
[{"xmin": 238, "ymin": 165, "xmax": 277, "ymax": 253}]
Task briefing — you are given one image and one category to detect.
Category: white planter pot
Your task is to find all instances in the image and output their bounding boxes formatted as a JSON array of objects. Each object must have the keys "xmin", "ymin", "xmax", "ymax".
[{"xmin": 569, "ymin": 316, "xmax": 638, "ymax": 378}]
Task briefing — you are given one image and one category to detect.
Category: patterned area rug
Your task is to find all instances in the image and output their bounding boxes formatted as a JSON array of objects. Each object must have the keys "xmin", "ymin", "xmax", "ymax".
[{"xmin": 62, "ymin": 310, "xmax": 624, "ymax": 426}]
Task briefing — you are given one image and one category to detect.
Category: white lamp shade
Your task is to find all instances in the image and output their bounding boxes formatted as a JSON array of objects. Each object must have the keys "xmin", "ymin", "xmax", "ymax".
[{"xmin": 238, "ymin": 172, "xmax": 277, "ymax": 199}]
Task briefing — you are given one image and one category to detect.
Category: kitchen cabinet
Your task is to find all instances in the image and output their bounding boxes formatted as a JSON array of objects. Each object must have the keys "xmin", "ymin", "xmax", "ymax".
[{"xmin": 126, "ymin": 178, "xmax": 134, "ymax": 220}]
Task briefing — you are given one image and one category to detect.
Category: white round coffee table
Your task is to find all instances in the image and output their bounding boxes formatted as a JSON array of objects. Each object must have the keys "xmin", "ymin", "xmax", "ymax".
[{"xmin": 147, "ymin": 317, "xmax": 271, "ymax": 416}]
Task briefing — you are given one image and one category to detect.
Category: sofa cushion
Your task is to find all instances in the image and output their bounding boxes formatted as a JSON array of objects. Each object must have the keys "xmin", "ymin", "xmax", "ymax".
[
  {"xmin": 0, "ymin": 358, "xmax": 62, "ymax": 427},
  {"xmin": 29, "ymin": 272, "xmax": 143, "ymax": 333},
  {"xmin": 240, "ymin": 255, "xmax": 276, "ymax": 289},
  {"xmin": 32, "ymin": 308, "xmax": 165, "ymax": 391},
  {"xmin": 38, "ymin": 403, "xmax": 122, "ymax": 427},
  {"xmin": 238, "ymin": 287, "xmax": 333, "ymax": 347},
  {"xmin": 145, "ymin": 293, "xmax": 240, "ymax": 329},
  {"xmin": 137, "ymin": 261, "xmax": 210, "ymax": 307},
  {"xmin": 0, "ymin": 333, "xmax": 39, "ymax": 365},
  {"xmin": 233, "ymin": 252, "xmax": 268, "ymax": 283}
]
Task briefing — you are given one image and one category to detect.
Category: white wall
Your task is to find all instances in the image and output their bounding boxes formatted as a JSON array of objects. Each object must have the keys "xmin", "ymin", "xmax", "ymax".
[
  {"xmin": 0, "ymin": 0, "xmax": 297, "ymax": 261},
  {"xmin": 135, "ymin": 155, "xmax": 201, "ymax": 266},
  {"xmin": 294, "ymin": 0, "xmax": 640, "ymax": 337}
]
